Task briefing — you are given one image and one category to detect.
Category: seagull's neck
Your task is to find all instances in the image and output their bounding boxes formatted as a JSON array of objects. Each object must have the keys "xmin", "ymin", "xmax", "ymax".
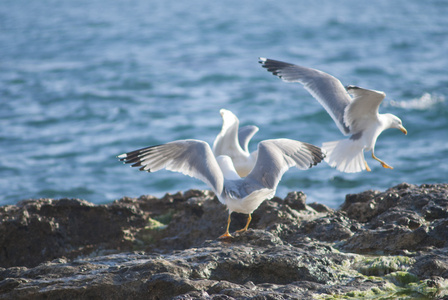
[
  {"xmin": 216, "ymin": 155, "xmax": 241, "ymax": 180},
  {"xmin": 378, "ymin": 113, "xmax": 395, "ymax": 130}
]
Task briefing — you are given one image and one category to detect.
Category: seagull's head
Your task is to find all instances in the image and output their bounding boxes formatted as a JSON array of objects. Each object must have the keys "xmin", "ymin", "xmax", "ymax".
[
  {"xmin": 219, "ymin": 109, "xmax": 239, "ymax": 130},
  {"xmin": 386, "ymin": 114, "xmax": 407, "ymax": 135}
]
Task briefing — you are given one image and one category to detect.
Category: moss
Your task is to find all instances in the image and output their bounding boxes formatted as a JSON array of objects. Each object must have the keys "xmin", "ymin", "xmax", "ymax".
[
  {"xmin": 153, "ymin": 210, "xmax": 175, "ymax": 225},
  {"xmin": 357, "ymin": 256, "xmax": 415, "ymax": 276},
  {"xmin": 321, "ymin": 288, "xmax": 431, "ymax": 299},
  {"xmin": 320, "ymin": 287, "xmax": 393, "ymax": 299},
  {"xmin": 317, "ymin": 255, "xmax": 446, "ymax": 300},
  {"xmin": 386, "ymin": 271, "xmax": 419, "ymax": 286},
  {"xmin": 319, "ymin": 276, "xmax": 444, "ymax": 300},
  {"xmin": 146, "ymin": 217, "xmax": 167, "ymax": 230},
  {"xmin": 407, "ymin": 278, "xmax": 448, "ymax": 299},
  {"xmin": 133, "ymin": 216, "xmax": 170, "ymax": 247}
]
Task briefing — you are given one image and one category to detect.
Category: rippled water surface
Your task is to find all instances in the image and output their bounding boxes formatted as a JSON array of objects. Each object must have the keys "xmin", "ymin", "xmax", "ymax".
[{"xmin": 1, "ymin": 0, "xmax": 447, "ymax": 207}]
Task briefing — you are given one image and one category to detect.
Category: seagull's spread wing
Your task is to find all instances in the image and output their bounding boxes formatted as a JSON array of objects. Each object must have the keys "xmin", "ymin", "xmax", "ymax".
[
  {"xmin": 213, "ymin": 109, "xmax": 246, "ymax": 157},
  {"xmin": 344, "ymin": 85, "xmax": 386, "ymax": 133},
  {"xmin": 246, "ymin": 139, "xmax": 325, "ymax": 190},
  {"xmin": 259, "ymin": 57, "xmax": 352, "ymax": 135},
  {"xmin": 118, "ymin": 139, "xmax": 224, "ymax": 195},
  {"xmin": 238, "ymin": 125, "xmax": 259, "ymax": 153}
]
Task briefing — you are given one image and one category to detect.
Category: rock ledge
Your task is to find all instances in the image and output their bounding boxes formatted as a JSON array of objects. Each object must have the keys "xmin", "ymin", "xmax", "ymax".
[{"xmin": 1, "ymin": 183, "xmax": 447, "ymax": 299}]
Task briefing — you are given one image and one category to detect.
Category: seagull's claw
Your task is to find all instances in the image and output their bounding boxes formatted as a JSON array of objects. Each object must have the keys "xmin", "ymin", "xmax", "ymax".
[
  {"xmin": 218, "ymin": 214, "xmax": 233, "ymax": 239},
  {"xmin": 371, "ymin": 153, "xmax": 394, "ymax": 170},
  {"xmin": 218, "ymin": 232, "xmax": 233, "ymax": 239},
  {"xmin": 381, "ymin": 162, "xmax": 394, "ymax": 169},
  {"xmin": 364, "ymin": 161, "xmax": 371, "ymax": 172}
]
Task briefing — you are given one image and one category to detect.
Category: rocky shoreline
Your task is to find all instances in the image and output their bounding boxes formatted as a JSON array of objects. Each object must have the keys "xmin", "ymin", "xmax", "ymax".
[{"xmin": 1, "ymin": 183, "xmax": 447, "ymax": 299}]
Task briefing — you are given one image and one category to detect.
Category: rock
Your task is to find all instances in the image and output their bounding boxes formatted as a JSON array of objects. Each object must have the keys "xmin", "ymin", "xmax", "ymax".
[
  {"xmin": 295, "ymin": 211, "xmax": 355, "ymax": 242},
  {"xmin": 0, "ymin": 198, "xmax": 147, "ymax": 268},
  {"xmin": 410, "ymin": 252, "xmax": 448, "ymax": 279},
  {"xmin": 308, "ymin": 202, "xmax": 333, "ymax": 213},
  {"xmin": 283, "ymin": 191, "xmax": 307, "ymax": 211},
  {"xmin": 340, "ymin": 183, "xmax": 448, "ymax": 253},
  {"xmin": 0, "ymin": 231, "xmax": 350, "ymax": 299},
  {"xmin": 0, "ymin": 183, "xmax": 448, "ymax": 299}
]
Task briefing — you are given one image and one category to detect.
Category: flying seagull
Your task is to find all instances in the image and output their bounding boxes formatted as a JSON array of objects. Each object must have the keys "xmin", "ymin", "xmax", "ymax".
[
  {"xmin": 213, "ymin": 109, "xmax": 259, "ymax": 177},
  {"xmin": 118, "ymin": 138, "xmax": 325, "ymax": 238},
  {"xmin": 259, "ymin": 57, "xmax": 407, "ymax": 173}
]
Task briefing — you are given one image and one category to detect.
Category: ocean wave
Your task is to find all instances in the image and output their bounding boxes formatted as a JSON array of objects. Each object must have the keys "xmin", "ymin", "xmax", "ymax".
[{"xmin": 388, "ymin": 93, "xmax": 445, "ymax": 110}]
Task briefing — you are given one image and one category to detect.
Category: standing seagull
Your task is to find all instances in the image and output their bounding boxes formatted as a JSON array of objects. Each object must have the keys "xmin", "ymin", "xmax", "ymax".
[
  {"xmin": 259, "ymin": 57, "xmax": 407, "ymax": 173},
  {"xmin": 118, "ymin": 138, "xmax": 325, "ymax": 238},
  {"xmin": 213, "ymin": 109, "xmax": 259, "ymax": 177}
]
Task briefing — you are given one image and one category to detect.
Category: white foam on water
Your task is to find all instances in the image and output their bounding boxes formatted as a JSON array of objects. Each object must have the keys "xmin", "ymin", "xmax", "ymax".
[{"xmin": 388, "ymin": 93, "xmax": 445, "ymax": 110}]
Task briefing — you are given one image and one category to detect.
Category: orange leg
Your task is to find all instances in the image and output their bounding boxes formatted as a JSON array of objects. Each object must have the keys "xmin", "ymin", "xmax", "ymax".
[
  {"xmin": 364, "ymin": 160, "xmax": 371, "ymax": 172},
  {"xmin": 372, "ymin": 152, "xmax": 393, "ymax": 169},
  {"xmin": 235, "ymin": 214, "xmax": 252, "ymax": 233},
  {"xmin": 218, "ymin": 214, "xmax": 232, "ymax": 239}
]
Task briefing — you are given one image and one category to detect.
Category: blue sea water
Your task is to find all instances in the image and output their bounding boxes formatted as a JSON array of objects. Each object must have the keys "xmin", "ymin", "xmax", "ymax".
[{"xmin": 1, "ymin": 0, "xmax": 447, "ymax": 208}]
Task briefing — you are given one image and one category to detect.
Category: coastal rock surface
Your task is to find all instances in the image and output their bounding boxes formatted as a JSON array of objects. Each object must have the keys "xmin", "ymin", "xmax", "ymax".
[{"xmin": 1, "ymin": 183, "xmax": 447, "ymax": 299}]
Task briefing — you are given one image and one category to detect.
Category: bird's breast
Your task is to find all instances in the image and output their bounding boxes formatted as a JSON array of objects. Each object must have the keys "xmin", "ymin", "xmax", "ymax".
[{"xmin": 224, "ymin": 188, "xmax": 275, "ymax": 214}]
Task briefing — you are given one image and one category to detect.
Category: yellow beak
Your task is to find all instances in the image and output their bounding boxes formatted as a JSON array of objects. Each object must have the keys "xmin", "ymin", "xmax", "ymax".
[{"xmin": 399, "ymin": 125, "xmax": 407, "ymax": 135}]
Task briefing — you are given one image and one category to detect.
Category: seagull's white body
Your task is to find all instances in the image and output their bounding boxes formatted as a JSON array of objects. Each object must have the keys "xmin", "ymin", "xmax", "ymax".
[
  {"xmin": 213, "ymin": 109, "xmax": 259, "ymax": 177},
  {"xmin": 119, "ymin": 138, "xmax": 324, "ymax": 237},
  {"xmin": 259, "ymin": 57, "xmax": 407, "ymax": 173}
]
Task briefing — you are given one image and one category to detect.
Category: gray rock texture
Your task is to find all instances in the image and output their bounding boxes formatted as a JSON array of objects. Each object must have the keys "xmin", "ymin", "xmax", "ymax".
[{"xmin": 1, "ymin": 183, "xmax": 447, "ymax": 299}]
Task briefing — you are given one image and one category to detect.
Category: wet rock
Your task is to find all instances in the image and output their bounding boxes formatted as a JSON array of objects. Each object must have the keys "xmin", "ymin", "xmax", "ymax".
[
  {"xmin": 308, "ymin": 202, "xmax": 333, "ymax": 213},
  {"xmin": 0, "ymin": 183, "xmax": 448, "ymax": 299},
  {"xmin": 340, "ymin": 183, "xmax": 448, "ymax": 253},
  {"xmin": 409, "ymin": 253, "xmax": 448, "ymax": 279},
  {"xmin": 0, "ymin": 198, "xmax": 147, "ymax": 268},
  {"xmin": 283, "ymin": 191, "xmax": 307, "ymax": 211},
  {"xmin": 293, "ymin": 211, "xmax": 356, "ymax": 242},
  {"xmin": 0, "ymin": 230, "xmax": 347, "ymax": 299}
]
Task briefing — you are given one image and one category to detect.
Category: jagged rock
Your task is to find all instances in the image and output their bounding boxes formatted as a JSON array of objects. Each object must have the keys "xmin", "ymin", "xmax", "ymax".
[
  {"xmin": 294, "ymin": 211, "xmax": 356, "ymax": 242},
  {"xmin": 409, "ymin": 252, "xmax": 448, "ymax": 279},
  {"xmin": 0, "ymin": 198, "xmax": 147, "ymax": 268},
  {"xmin": 0, "ymin": 183, "xmax": 447, "ymax": 299},
  {"xmin": 340, "ymin": 183, "xmax": 448, "ymax": 253},
  {"xmin": 0, "ymin": 230, "xmax": 367, "ymax": 299}
]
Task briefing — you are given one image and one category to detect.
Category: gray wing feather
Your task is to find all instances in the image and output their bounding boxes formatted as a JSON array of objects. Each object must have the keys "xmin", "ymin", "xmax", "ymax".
[
  {"xmin": 213, "ymin": 109, "xmax": 244, "ymax": 157},
  {"xmin": 238, "ymin": 125, "xmax": 259, "ymax": 153},
  {"xmin": 259, "ymin": 58, "xmax": 352, "ymax": 135},
  {"xmin": 118, "ymin": 139, "xmax": 224, "ymax": 195},
  {"xmin": 246, "ymin": 139, "xmax": 325, "ymax": 190},
  {"xmin": 345, "ymin": 85, "xmax": 386, "ymax": 132}
]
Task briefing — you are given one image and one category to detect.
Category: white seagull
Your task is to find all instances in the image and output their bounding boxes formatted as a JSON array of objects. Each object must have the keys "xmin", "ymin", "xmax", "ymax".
[
  {"xmin": 118, "ymin": 138, "xmax": 325, "ymax": 238},
  {"xmin": 259, "ymin": 57, "xmax": 407, "ymax": 173},
  {"xmin": 213, "ymin": 109, "xmax": 259, "ymax": 177}
]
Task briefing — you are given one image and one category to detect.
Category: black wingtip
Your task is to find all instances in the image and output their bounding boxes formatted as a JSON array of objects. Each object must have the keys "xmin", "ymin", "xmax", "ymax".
[
  {"xmin": 258, "ymin": 58, "xmax": 291, "ymax": 79},
  {"xmin": 138, "ymin": 165, "xmax": 151, "ymax": 172},
  {"xmin": 132, "ymin": 161, "xmax": 143, "ymax": 168},
  {"xmin": 258, "ymin": 57, "xmax": 270, "ymax": 69},
  {"xmin": 304, "ymin": 143, "xmax": 326, "ymax": 168}
]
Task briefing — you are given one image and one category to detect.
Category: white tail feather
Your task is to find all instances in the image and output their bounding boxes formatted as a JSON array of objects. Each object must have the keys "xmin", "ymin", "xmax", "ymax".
[{"xmin": 322, "ymin": 139, "xmax": 366, "ymax": 173}]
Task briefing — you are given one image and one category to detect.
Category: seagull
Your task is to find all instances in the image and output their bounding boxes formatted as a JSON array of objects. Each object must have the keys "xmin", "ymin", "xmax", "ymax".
[
  {"xmin": 259, "ymin": 57, "xmax": 407, "ymax": 173},
  {"xmin": 118, "ymin": 138, "xmax": 325, "ymax": 238},
  {"xmin": 213, "ymin": 109, "xmax": 259, "ymax": 177}
]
